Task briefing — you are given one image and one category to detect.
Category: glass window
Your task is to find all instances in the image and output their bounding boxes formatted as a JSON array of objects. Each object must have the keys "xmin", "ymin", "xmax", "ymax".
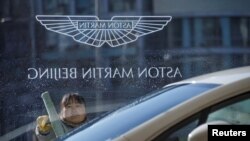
[
  {"xmin": 153, "ymin": 92, "xmax": 250, "ymax": 141},
  {"xmin": 43, "ymin": 0, "xmax": 65, "ymax": 14},
  {"xmin": 202, "ymin": 18, "xmax": 222, "ymax": 47},
  {"xmin": 3, "ymin": 0, "xmax": 30, "ymax": 18},
  {"xmin": 231, "ymin": 17, "xmax": 250, "ymax": 47},
  {"xmin": 109, "ymin": 0, "xmax": 135, "ymax": 13},
  {"xmin": 154, "ymin": 115, "xmax": 200, "ymax": 141},
  {"xmin": 143, "ymin": 0, "xmax": 153, "ymax": 12},
  {"xmin": 189, "ymin": 17, "xmax": 222, "ymax": 47},
  {"xmin": 75, "ymin": 0, "xmax": 94, "ymax": 14},
  {"xmin": 1, "ymin": 0, "xmax": 250, "ymax": 141},
  {"xmin": 170, "ymin": 19, "xmax": 183, "ymax": 48},
  {"xmin": 207, "ymin": 93, "xmax": 250, "ymax": 125},
  {"xmin": 145, "ymin": 18, "xmax": 182, "ymax": 50}
]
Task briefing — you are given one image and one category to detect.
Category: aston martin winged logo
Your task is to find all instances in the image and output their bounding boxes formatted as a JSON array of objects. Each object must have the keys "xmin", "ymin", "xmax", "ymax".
[{"xmin": 36, "ymin": 15, "xmax": 172, "ymax": 47}]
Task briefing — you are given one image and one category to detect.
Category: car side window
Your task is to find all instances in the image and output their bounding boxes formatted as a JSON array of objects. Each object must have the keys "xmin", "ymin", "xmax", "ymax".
[
  {"xmin": 207, "ymin": 93, "xmax": 250, "ymax": 125},
  {"xmin": 153, "ymin": 92, "xmax": 250, "ymax": 141},
  {"xmin": 153, "ymin": 115, "xmax": 200, "ymax": 141},
  {"xmin": 166, "ymin": 119, "xmax": 199, "ymax": 141}
]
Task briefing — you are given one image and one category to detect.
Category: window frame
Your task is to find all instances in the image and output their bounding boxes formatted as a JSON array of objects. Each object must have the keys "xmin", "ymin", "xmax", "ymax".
[{"xmin": 152, "ymin": 91, "xmax": 250, "ymax": 141}]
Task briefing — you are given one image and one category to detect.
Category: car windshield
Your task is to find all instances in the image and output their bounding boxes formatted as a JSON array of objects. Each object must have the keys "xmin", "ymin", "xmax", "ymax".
[{"xmin": 60, "ymin": 83, "xmax": 219, "ymax": 141}]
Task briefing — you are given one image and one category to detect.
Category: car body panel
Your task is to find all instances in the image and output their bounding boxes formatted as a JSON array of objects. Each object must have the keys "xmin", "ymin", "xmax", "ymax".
[
  {"xmin": 114, "ymin": 66, "xmax": 250, "ymax": 141},
  {"xmin": 166, "ymin": 66, "xmax": 250, "ymax": 86}
]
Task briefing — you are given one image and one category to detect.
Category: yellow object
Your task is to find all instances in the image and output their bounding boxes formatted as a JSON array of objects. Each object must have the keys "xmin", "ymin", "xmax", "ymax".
[{"xmin": 37, "ymin": 115, "xmax": 52, "ymax": 133}]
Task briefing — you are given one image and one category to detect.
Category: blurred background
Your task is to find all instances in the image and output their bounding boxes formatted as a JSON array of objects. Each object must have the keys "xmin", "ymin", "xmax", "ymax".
[{"xmin": 0, "ymin": 0, "xmax": 250, "ymax": 140}]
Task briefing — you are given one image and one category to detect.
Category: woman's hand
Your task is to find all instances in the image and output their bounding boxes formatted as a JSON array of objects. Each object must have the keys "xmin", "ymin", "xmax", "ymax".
[{"xmin": 36, "ymin": 115, "xmax": 52, "ymax": 134}]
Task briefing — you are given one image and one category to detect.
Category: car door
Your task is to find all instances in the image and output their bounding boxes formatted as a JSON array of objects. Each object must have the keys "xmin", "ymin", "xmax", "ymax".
[{"xmin": 153, "ymin": 91, "xmax": 250, "ymax": 141}]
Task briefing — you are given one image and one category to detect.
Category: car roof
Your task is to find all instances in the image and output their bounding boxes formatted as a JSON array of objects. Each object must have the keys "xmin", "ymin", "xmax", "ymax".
[{"xmin": 167, "ymin": 66, "xmax": 250, "ymax": 86}]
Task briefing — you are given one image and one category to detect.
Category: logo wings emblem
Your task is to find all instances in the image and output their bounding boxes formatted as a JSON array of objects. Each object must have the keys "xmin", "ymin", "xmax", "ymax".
[{"xmin": 36, "ymin": 15, "xmax": 172, "ymax": 47}]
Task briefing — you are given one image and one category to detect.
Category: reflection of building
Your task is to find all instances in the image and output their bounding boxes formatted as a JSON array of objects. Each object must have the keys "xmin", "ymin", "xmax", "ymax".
[
  {"xmin": 151, "ymin": 0, "xmax": 250, "ymax": 77},
  {"xmin": 154, "ymin": 0, "xmax": 250, "ymax": 47},
  {"xmin": 0, "ymin": 0, "xmax": 250, "ymax": 141}
]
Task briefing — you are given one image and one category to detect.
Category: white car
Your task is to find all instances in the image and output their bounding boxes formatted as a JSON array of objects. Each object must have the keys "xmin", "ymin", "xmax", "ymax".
[{"xmin": 58, "ymin": 66, "xmax": 250, "ymax": 141}]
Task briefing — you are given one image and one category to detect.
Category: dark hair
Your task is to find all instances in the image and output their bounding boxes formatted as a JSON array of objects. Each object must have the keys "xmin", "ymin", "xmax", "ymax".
[{"xmin": 60, "ymin": 93, "xmax": 86, "ymax": 109}]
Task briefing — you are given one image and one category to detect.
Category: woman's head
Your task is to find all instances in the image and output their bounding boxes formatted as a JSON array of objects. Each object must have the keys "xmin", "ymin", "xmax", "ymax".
[{"xmin": 60, "ymin": 93, "xmax": 86, "ymax": 125}]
